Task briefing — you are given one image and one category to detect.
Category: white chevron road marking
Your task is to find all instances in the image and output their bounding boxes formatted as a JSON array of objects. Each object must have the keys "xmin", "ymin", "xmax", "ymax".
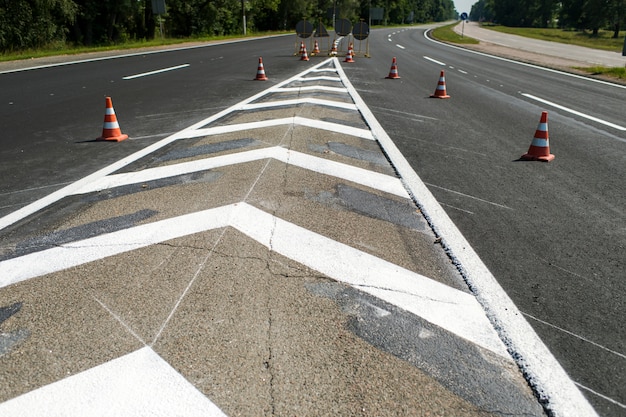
[{"xmin": 0, "ymin": 202, "xmax": 508, "ymax": 358}]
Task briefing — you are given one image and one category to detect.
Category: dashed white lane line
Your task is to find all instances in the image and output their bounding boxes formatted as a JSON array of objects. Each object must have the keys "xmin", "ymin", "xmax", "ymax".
[
  {"xmin": 72, "ymin": 147, "xmax": 408, "ymax": 198},
  {"xmin": 396, "ymin": 44, "xmax": 405, "ymax": 49},
  {"xmin": 423, "ymin": 56, "xmax": 446, "ymax": 66},
  {"xmin": 522, "ymin": 93, "xmax": 626, "ymax": 131},
  {"xmin": 0, "ymin": 202, "xmax": 508, "ymax": 358},
  {"xmin": 122, "ymin": 64, "xmax": 190, "ymax": 80},
  {"xmin": 0, "ymin": 347, "xmax": 227, "ymax": 417}
]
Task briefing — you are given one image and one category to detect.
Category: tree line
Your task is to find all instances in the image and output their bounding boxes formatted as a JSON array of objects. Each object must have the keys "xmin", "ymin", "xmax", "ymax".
[
  {"xmin": 470, "ymin": 0, "xmax": 626, "ymax": 37},
  {"xmin": 0, "ymin": 0, "xmax": 456, "ymax": 53}
]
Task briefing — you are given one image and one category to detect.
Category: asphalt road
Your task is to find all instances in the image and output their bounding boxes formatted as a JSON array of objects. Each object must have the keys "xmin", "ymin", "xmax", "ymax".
[
  {"xmin": 0, "ymin": 26, "xmax": 624, "ymax": 416},
  {"xmin": 342, "ymin": 27, "xmax": 625, "ymax": 416}
]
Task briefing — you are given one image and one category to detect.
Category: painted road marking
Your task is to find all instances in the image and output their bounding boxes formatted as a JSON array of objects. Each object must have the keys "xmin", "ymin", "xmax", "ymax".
[
  {"xmin": 0, "ymin": 347, "xmax": 227, "ymax": 416},
  {"xmin": 522, "ymin": 93, "xmax": 626, "ymax": 131},
  {"xmin": 0, "ymin": 202, "xmax": 507, "ymax": 357},
  {"xmin": 423, "ymin": 56, "xmax": 446, "ymax": 66},
  {"xmin": 71, "ymin": 147, "xmax": 408, "ymax": 198},
  {"xmin": 0, "ymin": 59, "xmax": 344, "ymax": 232},
  {"xmin": 122, "ymin": 64, "xmax": 190, "ymax": 80}
]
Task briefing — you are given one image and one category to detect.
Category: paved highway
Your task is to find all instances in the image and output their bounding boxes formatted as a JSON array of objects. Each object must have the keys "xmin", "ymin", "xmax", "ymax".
[
  {"xmin": 343, "ymin": 26, "xmax": 625, "ymax": 416},
  {"xmin": 0, "ymin": 25, "xmax": 623, "ymax": 416}
]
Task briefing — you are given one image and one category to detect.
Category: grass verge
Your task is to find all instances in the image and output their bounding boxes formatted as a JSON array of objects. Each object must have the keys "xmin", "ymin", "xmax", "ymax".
[{"xmin": 431, "ymin": 22, "xmax": 479, "ymax": 44}]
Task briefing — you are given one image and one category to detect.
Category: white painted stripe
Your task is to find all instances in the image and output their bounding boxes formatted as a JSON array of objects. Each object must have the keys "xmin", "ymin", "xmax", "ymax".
[
  {"xmin": 0, "ymin": 34, "xmax": 291, "ymax": 75},
  {"xmin": 0, "ymin": 347, "xmax": 227, "ymax": 416},
  {"xmin": 0, "ymin": 203, "xmax": 506, "ymax": 357},
  {"xmin": 423, "ymin": 56, "xmax": 446, "ymax": 66},
  {"xmin": 0, "ymin": 205, "xmax": 234, "ymax": 289},
  {"xmin": 294, "ymin": 75, "xmax": 341, "ymax": 82},
  {"xmin": 522, "ymin": 93, "xmax": 626, "ymax": 131},
  {"xmin": 231, "ymin": 203, "xmax": 508, "ymax": 357},
  {"xmin": 122, "ymin": 64, "xmax": 190, "ymax": 80},
  {"xmin": 334, "ymin": 57, "xmax": 599, "ymax": 417},
  {"xmin": 173, "ymin": 116, "xmax": 373, "ymax": 141},
  {"xmin": 0, "ymin": 58, "xmax": 337, "ymax": 232},
  {"xmin": 396, "ymin": 44, "xmax": 405, "ymax": 49},
  {"xmin": 276, "ymin": 86, "xmax": 347, "ymax": 93},
  {"xmin": 103, "ymin": 121, "xmax": 120, "ymax": 129},
  {"xmin": 240, "ymin": 98, "xmax": 357, "ymax": 111},
  {"xmin": 72, "ymin": 146, "xmax": 408, "ymax": 199},
  {"xmin": 424, "ymin": 29, "xmax": 626, "ymax": 90}
]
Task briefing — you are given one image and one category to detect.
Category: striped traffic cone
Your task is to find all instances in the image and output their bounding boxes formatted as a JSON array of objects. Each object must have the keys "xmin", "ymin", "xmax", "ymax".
[
  {"xmin": 329, "ymin": 39, "xmax": 338, "ymax": 56},
  {"xmin": 254, "ymin": 57, "xmax": 268, "ymax": 81},
  {"xmin": 97, "ymin": 97, "xmax": 128, "ymax": 142},
  {"xmin": 385, "ymin": 57, "xmax": 401, "ymax": 79},
  {"xmin": 521, "ymin": 111, "xmax": 555, "ymax": 162},
  {"xmin": 344, "ymin": 47, "xmax": 355, "ymax": 63},
  {"xmin": 430, "ymin": 70, "xmax": 450, "ymax": 99},
  {"xmin": 300, "ymin": 44, "xmax": 309, "ymax": 61},
  {"xmin": 312, "ymin": 40, "xmax": 320, "ymax": 55}
]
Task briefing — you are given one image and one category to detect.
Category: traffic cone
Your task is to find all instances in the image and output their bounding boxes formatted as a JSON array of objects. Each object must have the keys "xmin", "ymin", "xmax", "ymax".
[
  {"xmin": 297, "ymin": 41, "xmax": 304, "ymax": 56},
  {"xmin": 312, "ymin": 40, "xmax": 320, "ymax": 55},
  {"xmin": 329, "ymin": 39, "xmax": 338, "ymax": 56},
  {"xmin": 344, "ymin": 47, "xmax": 355, "ymax": 63},
  {"xmin": 254, "ymin": 56, "xmax": 268, "ymax": 81},
  {"xmin": 386, "ymin": 57, "xmax": 401, "ymax": 79},
  {"xmin": 300, "ymin": 44, "xmax": 309, "ymax": 61},
  {"xmin": 521, "ymin": 111, "xmax": 555, "ymax": 162},
  {"xmin": 97, "ymin": 97, "xmax": 128, "ymax": 142},
  {"xmin": 430, "ymin": 70, "xmax": 450, "ymax": 99}
]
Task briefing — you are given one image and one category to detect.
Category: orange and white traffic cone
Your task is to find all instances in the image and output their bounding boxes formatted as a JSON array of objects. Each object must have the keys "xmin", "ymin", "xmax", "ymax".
[
  {"xmin": 386, "ymin": 57, "xmax": 401, "ymax": 79},
  {"xmin": 300, "ymin": 44, "xmax": 309, "ymax": 61},
  {"xmin": 430, "ymin": 70, "xmax": 450, "ymax": 99},
  {"xmin": 521, "ymin": 111, "xmax": 555, "ymax": 162},
  {"xmin": 297, "ymin": 41, "xmax": 304, "ymax": 56},
  {"xmin": 312, "ymin": 40, "xmax": 320, "ymax": 55},
  {"xmin": 97, "ymin": 97, "xmax": 128, "ymax": 142},
  {"xmin": 254, "ymin": 56, "xmax": 268, "ymax": 81},
  {"xmin": 329, "ymin": 39, "xmax": 338, "ymax": 56},
  {"xmin": 344, "ymin": 47, "xmax": 355, "ymax": 63}
]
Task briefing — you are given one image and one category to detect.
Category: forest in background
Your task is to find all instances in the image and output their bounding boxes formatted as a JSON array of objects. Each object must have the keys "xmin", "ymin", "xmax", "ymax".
[
  {"xmin": 0, "ymin": 0, "xmax": 457, "ymax": 52},
  {"xmin": 470, "ymin": 0, "xmax": 626, "ymax": 37}
]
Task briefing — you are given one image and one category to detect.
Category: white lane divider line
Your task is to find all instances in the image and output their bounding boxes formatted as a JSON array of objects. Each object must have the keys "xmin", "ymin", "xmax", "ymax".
[
  {"xmin": 396, "ymin": 44, "xmax": 405, "ymax": 49},
  {"xmin": 522, "ymin": 93, "xmax": 626, "ymax": 131},
  {"xmin": 423, "ymin": 56, "xmax": 446, "ymax": 66},
  {"xmin": 0, "ymin": 202, "xmax": 508, "ymax": 358},
  {"xmin": 123, "ymin": 64, "xmax": 190, "ymax": 80}
]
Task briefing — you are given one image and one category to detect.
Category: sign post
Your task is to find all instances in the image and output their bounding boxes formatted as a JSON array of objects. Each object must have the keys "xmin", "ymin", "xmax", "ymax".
[{"xmin": 460, "ymin": 12, "xmax": 468, "ymax": 38}]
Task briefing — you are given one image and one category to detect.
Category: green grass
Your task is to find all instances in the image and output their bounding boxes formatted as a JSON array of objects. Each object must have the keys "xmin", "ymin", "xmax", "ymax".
[
  {"xmin": 431, "ymin": 22, "xmax": 479, "ymax": 44},
  {"xmin": 0, "ymin": 31, "xmax": 290, "ymax": 63},
  {"xmin": 480, "ymin": 24, "xmax": 624, "ymax": 52},
  {"xmin": 576, "ymin": 65, "xmax": 626, "ymax": 80}
]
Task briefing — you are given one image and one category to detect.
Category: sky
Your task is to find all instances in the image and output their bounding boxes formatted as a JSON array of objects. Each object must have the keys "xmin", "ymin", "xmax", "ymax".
[{"xmin": 453, "ymin": 0, "xmax": 475, "ymax": 15}]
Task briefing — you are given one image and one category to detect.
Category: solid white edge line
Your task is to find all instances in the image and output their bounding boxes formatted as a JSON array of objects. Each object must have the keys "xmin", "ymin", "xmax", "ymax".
[
  {"xmin": 423, "ymin": 28, "xmax": 626, "ymax": 90},
  {"xmin": 334, "ymin": 57, "xmax": 598, "ymax": 417},
  {"xmin": 522, "ymin": 93, "xmax": 626, "ymax": 131},
  {"xmin": 122, "ymin": 64, "xmax": 190, "ymax": 80}
]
